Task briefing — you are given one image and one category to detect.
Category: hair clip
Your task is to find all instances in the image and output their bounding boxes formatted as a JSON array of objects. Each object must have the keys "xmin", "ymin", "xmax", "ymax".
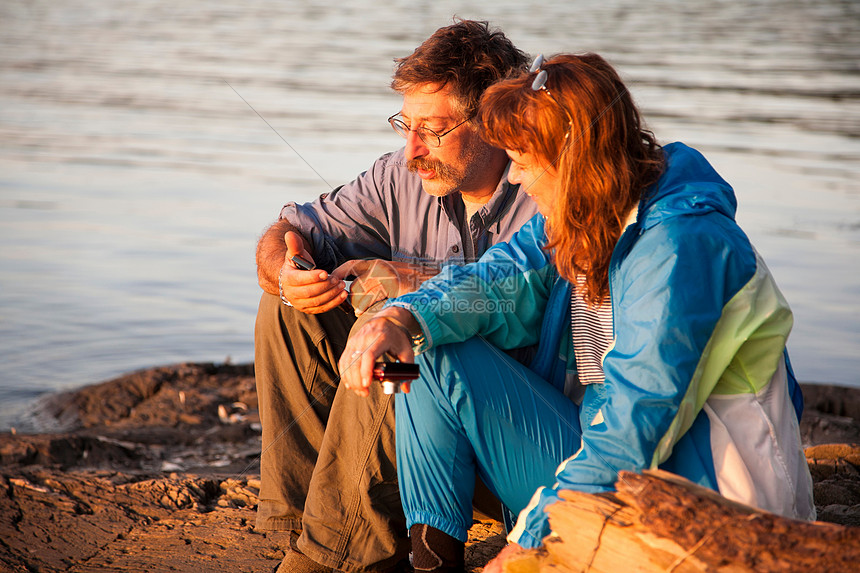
[
  {"xmin": 527, "ymin": 53, "xmax": 572, "ymax": 138},
  {"xmin": 530, "ymin": 54, "xmax": 549, "ymax": 92}
]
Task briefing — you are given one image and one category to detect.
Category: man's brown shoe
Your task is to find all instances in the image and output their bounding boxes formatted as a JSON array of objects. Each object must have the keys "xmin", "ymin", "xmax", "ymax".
[{"xmin": 274, "ymin": 547, "xmax": 333, "ymax": 573}]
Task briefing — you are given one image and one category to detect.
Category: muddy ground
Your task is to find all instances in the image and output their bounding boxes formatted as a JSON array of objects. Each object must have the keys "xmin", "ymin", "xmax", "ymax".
[{"xmin": 1, "ymin": 362, "xmax": 857, "ymax": 572}]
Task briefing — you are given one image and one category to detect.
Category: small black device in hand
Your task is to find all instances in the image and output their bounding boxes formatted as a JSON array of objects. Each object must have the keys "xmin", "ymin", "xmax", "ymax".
[
  {"xmin": 373, "ymin": 362, "xmax": 420, "ymax": 394},
  {"xmin": 291, "ymin": 254, "xmax": 315, "ymax": 271},
  {"xmin": 290, "ymin": 253, "xmax": 354, "ymax": 315}
]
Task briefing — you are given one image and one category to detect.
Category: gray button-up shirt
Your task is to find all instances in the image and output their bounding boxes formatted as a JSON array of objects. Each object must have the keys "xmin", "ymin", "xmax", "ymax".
[{"xmin": 279, "ymin": 148, "xmax": 538, "ymax": 272}]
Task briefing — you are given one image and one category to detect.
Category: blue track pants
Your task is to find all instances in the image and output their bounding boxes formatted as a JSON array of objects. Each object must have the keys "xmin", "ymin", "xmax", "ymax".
[{"xmin": 395, "ymin": 337, "xmax": 582, "ymax": 542}]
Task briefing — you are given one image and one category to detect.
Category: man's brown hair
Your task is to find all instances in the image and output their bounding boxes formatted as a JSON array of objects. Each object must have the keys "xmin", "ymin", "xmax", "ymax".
[{"xmin": 391, "ymin": 19, "xmax": 529, "ymax": 118}]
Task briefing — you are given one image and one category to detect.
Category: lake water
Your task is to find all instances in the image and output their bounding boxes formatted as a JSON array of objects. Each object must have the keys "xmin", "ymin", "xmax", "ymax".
[{"xmin": 1, "ymin": 0, "xmax": 858, "ymax": 431}]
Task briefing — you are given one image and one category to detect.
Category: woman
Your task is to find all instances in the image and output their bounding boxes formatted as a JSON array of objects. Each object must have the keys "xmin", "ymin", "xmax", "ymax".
[{"xmin": 338, "ymin": 53, "xmax": 815, "ymax": 570}]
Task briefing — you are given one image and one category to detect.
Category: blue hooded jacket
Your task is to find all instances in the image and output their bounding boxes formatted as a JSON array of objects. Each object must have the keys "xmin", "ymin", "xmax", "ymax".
[{"xmin": 391, "ymin": 143, "xmax": 815, "ymax": 548}]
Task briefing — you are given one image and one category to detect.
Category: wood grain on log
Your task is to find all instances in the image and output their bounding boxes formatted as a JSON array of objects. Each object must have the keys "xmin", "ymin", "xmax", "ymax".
[{"xmin": 505, "ymin": 469, "xmax": 860, "ymax": 573}]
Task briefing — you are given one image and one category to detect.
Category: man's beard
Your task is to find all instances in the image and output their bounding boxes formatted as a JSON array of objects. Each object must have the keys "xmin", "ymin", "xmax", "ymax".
[
  {"xmin": 406, "ymin": 158, "xmax": 460, "ymax": 197},
  {"xmin": 407, "ymin": 141, "xmax": 493, "ymax": 197}
]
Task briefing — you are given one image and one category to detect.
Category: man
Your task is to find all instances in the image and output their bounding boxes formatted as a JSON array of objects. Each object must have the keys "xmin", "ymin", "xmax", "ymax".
[{"xmin": 254, "ymin": 20, "xmax": 536, "ymax": 572}]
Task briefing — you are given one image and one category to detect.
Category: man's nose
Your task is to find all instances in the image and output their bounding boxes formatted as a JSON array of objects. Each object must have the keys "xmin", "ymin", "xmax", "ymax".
[{"xmin": 404, "ymin": 131, "xmax": 429, "ymax": 162}]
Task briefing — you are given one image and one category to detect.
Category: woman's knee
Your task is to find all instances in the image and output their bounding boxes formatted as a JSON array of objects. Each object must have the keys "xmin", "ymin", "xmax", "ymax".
[{"xmin": 415, "ymin": 337, "xmax": 494, "ymax": 381}]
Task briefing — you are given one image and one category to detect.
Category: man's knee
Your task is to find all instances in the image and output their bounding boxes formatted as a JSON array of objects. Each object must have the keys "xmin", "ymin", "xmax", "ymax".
[
  {"xmin": 255, "ymin": 292, "xmax": 283, "ymax": 342},
  {"xmin": 257, "ymin": 292, "xmax": 355, "ymax": 355}
]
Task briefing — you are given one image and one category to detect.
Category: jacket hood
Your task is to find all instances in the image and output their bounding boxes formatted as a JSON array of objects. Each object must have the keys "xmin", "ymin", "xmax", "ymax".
[{"xmin": 638, "ymin": 142, "xmax": 737, "ymax": 230}]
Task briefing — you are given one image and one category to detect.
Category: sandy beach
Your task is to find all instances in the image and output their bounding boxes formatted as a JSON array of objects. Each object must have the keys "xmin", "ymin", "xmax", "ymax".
[{"xmin": 1, "ymin": 362, "xmax": 858, "ymax": 572}]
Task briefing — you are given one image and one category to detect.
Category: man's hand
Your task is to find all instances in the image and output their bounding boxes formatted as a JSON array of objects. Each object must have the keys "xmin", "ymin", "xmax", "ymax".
[
  {"xmin": 332, "ymin": 260, "xmax": 438, "ymax": 316},
  {"xmin": 279, "ymin": 231, "xmax": 349, "ymax": 314},
  {"xmin": 256, "ymin": 220, "xmax": 302, "ymax": 295}
]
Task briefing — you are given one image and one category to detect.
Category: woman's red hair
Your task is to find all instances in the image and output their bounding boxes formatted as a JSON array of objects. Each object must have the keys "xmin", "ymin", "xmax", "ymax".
[{"xmin": 479, "ymin": 53, "xmax": 664, "ymax": 305}]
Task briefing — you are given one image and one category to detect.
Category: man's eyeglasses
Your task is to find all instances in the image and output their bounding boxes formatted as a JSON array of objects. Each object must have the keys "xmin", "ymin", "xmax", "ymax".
[
  {"xmin": 530, "ymin": 54, "xmax": 573, "ymax": 139},
  {"xmin": 388, "ymin": 114, "xmax": 473, "ymax": 148}
]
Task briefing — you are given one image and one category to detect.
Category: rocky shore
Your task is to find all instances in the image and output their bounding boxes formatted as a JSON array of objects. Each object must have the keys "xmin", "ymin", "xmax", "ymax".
[{"xmin": 1, "ymin": 362, "xmax": 858, "ymax": 572}]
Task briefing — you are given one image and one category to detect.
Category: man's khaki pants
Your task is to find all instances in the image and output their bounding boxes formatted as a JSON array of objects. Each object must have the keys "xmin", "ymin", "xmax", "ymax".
[
  {"xmin": 254, "ymin": 292, "xmax": 503, "ymax": 571},
  {"xmin": 254, "ymin": 292, "xmax": 409, "ymax": 571}
]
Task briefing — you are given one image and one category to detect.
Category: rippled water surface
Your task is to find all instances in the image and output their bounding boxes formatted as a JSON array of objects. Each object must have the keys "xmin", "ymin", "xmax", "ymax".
[{"xmin": 1, "ymin": 0, "xmax": 859, "ymax": 429}]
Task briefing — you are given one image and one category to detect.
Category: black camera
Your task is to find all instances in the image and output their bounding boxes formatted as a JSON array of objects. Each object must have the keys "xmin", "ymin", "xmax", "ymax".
[{"xmin": 372, "ymin": 361, "xmax": 420, "ymax": 394}]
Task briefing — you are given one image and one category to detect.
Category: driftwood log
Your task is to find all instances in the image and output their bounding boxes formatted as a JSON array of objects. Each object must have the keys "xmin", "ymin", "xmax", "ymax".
[{"xmin": 504, "ymin": 469, "xmax": 860, "ymax": 573}]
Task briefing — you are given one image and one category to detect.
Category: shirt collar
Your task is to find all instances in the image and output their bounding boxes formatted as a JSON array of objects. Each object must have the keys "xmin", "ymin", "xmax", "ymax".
[{"xmin": 439, "ymin": 161, "xmax": 518, "ymax": 227}]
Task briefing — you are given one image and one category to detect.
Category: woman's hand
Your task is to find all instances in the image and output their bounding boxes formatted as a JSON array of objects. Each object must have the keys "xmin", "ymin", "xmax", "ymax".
[
  {"xmin": 332, "ymin": 259, "xmax": 438, "ymax": 316},
  {"xmin": 338, "ymin": 307, "xmax": 419, "ymax": 397}
]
